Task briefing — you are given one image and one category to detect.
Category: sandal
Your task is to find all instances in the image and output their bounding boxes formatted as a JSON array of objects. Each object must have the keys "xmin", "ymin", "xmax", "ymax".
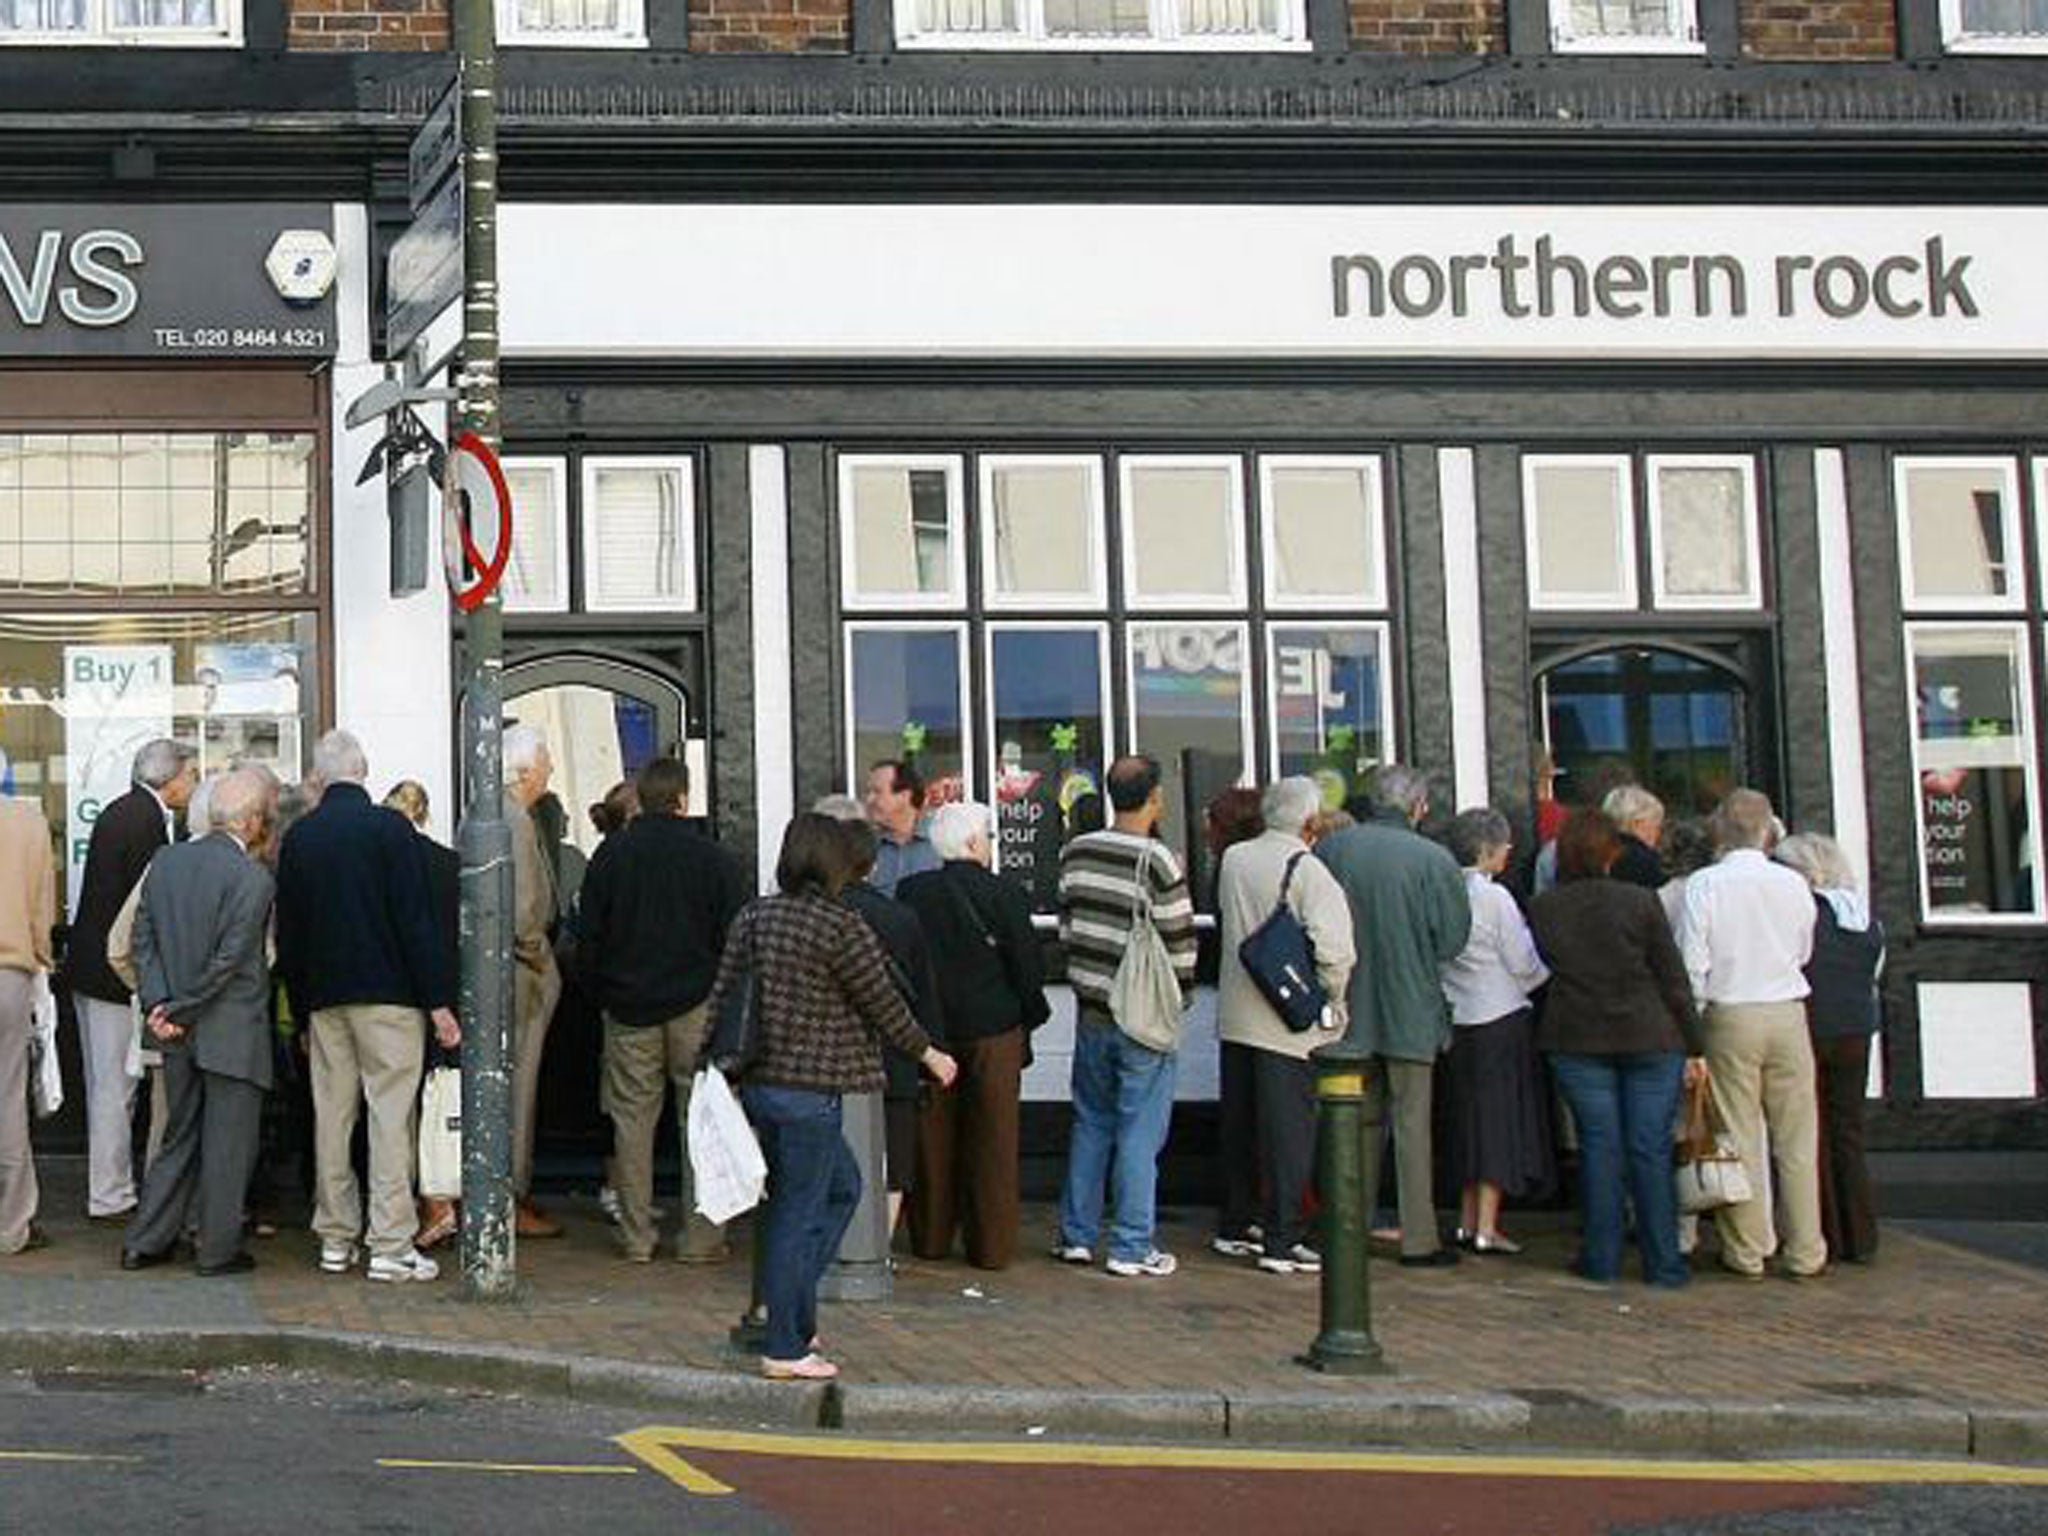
[{"xmin": 760, "ymin": 1352, "xmax": 839, "ymax": 1381}]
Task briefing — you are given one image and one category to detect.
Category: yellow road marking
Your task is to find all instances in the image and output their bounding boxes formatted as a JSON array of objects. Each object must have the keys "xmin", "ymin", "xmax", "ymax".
[
  {"xmin": 618, "ymin": 1425, "xmax": 2048, "ymax": 1489},
  {"xmin": 377, "ymin": 1458, "xmax": 641, "ymax": 1477},
  {"xmin": 0, "ymin": 1450, "xmax": 143, "ymax": 1466}
]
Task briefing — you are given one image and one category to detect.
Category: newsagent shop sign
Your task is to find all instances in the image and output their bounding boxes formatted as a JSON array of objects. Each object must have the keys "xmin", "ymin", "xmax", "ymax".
[
  {"xmin": 500, "ymin": 203, "xmax": 2048, "ymax": 360},
  {"xmin": 0, "ymin": 205, "xmax": 337, "ymax": 358}
]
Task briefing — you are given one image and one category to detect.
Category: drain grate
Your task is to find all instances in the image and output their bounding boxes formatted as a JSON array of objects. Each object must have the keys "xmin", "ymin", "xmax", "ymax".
[{"xmin": 32, "ymin": 1371, "xmax": 205, "ymax": 1397}]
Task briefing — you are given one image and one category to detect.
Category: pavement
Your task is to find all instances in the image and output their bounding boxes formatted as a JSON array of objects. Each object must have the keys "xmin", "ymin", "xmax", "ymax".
[{"xmin": 4, "ymin": 1156, "xmax": 2047, "ymax": 1463}]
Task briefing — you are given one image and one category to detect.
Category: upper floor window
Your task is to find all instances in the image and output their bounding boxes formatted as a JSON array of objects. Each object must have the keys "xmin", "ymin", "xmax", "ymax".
[
  {"xmin": 1943, "ymin": 0, "xmax": 2048, "ymax": 51},
  {"xmin": 1548, "ymin": 0, "xmax": 1700, "ymax": 52},
  {"xmin": 896, "ymin": 0, "xmax": 1307, "ymax": 49},
  {"xmin": 497, "ymin": 0, "xmax": 645, "ymax": 46},
  {"xmin": 0, "ymin": 0, "xmax": 239, "ymax": 44}
]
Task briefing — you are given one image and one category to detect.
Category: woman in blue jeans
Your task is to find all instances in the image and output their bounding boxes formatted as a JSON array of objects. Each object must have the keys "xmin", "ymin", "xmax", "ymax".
[
  {"xmin": 1528, "ymin": 809, "xmax": 1705, "ymax": 1288},
  {"xmin": 708, "ymin": 814, "xmax": 956, "ymax": 1380}
]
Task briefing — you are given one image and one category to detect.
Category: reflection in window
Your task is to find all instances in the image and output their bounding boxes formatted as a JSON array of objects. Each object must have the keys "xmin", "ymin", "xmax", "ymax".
[
  {"xmin": 1129, "ymin": 621, "xmax": 1248, "ymax": 896},
  {"xmin": 1262, "ymin": 458, "xmax": 1384, "ymax": 607},
  {"xmin": 1525, "ymin": 456, "xmax": 1635, "ymax": 609},
  {"xmin": 1652, "ymin": 458, "xmax": 1757, "ymax": 607},
  {"xmin": 1541, "ymin": 648, "xmax": 1743, "ymax": 817},
  {"xmin": 1122, "ymin": 458, "xmax": 1243, "ymax": 608},
  {"xmin": 1268, "ymin": 625, "xmax": 1388, "ymax": 811},
  {"xmin": 990, "ymin": 626, "xmax": 1107, "ymax": 913},
  {"xmin": 847, "ymin": 628, "xmax": 968, "ymax": 809},
  {"xmin": 983, "ymin": 458, "xmax": 1101, "ymax": 606},
  {"xmin": 1908, "ymin": 624, "xmax": 2040, "ymax": 919},
  {"xmin": 1898, "ymin": 460, "xmax": 2021, "ymax": 610},
  {"xmin": 842, "ymin": 459, "xmax": 962, "ymax": 607}
]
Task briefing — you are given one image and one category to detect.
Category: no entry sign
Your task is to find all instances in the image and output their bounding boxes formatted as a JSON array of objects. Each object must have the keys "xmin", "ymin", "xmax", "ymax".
[{"xmin": 442, "ymin": 430, "xmax": 513, "ymax": 613}]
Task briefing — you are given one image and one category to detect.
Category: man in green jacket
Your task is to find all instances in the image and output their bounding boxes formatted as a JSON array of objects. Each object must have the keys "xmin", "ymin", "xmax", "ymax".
[{"xmin": 1315, "ymin": 764, "xmax": 1472, "ymax": 1267}]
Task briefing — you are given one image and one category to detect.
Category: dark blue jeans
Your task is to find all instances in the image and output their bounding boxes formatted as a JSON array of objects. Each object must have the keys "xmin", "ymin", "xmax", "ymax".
[
  {"xmin": 742, "ymin": 1083, "xmax": 861, "ymax": 1361},
  {"xmin": 1549, "ymin": 1052, "xmax": 1688, "ymax": 1287}
]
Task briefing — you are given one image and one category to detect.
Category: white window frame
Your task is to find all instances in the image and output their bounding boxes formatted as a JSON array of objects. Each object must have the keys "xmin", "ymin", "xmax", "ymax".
[
  {"xmin": 1119, "ymin": 453, "xmax": 1248, "ymax": 612},
  {"xmin": 496, "ymin": 0, "xmax": 647, "ymax": 46},
  {"xmin": 893, "ymin": 0, "xmax": 1308, "ymax": 50},
  {"xmin": 837, "ymin": 454, "xmax": 967, "ymax": 613},
  {"xmin": 2033, "ymin": 456, "xmax": 2048, "ymax": 612},
  {"xmin": 1258, "ymin": 454, "xmax": 1389, "ymax": 613},
  {"xmin": 1902, "ymin": 620, "xmax": 2047, "ymax": 926},
  {"xmin": 842, "ymin": 620, "xmax": 974, "ymax": 800},
  {"xmin": 578, "ymin": 456, "xmax": 697, "ymax": 614},
  {"xmin": 500, "ymin": 456, "xmax": 571, "ymax": 615},
  {"xmin": 978, "ymin": 454, "xmax": 1107, "ymax": 612},
  {"xmin": 1122, "ymin": 618, "xmax": 1255, "ymax": 787},
  {"xmin": 1941, "ymin": 0, "xmax": 2048, "ymax": 53},
  {"xmin": 1523, "ymin": 453, "xmax": 1639, "ymax": 612},
  {"xmin": 1547, "ymin": 0, "xmax": 1701, "ymax": 53},
  {"xmin": 0, "ymin": 0, "xmax": 240, "ymax": 44},
  {"xmin": 984, "ymin": 620, "xmax": 1114, "ymax": 803},
  {"xmin": 1894, "ymin": 455, "xmax": 2025, "ymax": 615},
  {"xmin": 1645, "ymin": 452, "xmax": 1764, "ymax": 611},
  {"xmin": 1263, "ymin": 620, "xmax": 1395, "ymax": 783}
]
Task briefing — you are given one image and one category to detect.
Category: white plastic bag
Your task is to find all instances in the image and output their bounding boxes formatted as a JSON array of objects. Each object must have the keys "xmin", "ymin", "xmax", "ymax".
[
  {"xmin": 417, "ymin": 1066, "xmax": 463, "ymax": 1199},
  {"xmin": 28, "ymin": 971, "xmax": 61, "ymax": 1119},
  {"xmin": 687, "ymin": 1066, "xmax": 766, "ymax": 1224},
  {"xmin": 1675, "ymin": 1133, "xmax": 1753, "ymax": 1214}
]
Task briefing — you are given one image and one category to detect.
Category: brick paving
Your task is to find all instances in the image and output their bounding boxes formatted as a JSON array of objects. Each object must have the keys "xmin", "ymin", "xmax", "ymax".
[{"xmin": 4, "ymin": 1159, "xmax": 2045, "ymax": 1413}]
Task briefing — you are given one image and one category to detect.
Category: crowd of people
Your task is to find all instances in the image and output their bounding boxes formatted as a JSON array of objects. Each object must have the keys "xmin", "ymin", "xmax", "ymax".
[{"xmin": 0, "ymin": 731, "xmax": 1884, "ymax": 1381}]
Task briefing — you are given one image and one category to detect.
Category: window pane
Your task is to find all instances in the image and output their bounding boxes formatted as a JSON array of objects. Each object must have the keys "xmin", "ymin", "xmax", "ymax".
[
  {"xmin": 0, "ymin": 0, "xmax": 85, "ymax": 27},
  {"xmin": 1655, "ymin": 462, "xmax": 1753, "ymax": 603},
  {"xmin": 1528, "ymin": 460, "xmax": 1632, "ymax": 607},
  {"xmin": 1901, "ymin": 463, "xmax": 2017, "ymax": 606},
  {"xmin": 914, "ymin": 0, "xmax": 1017, "ymax": 29},
  {"xmin": 991, "ymin": 628, "xmax": 1106, "ymax": 914},
  {"xmin": 1270, "ymin": 625, "xmax": 1388, "ymax": 811},
  {"xmin": 1181, "ymin": 0, "xmax": 1279, "ymax": 33},
  {"xmin": 848, "ymin": 629, "xmax": 967, "ymax": 810},
  {"xmin": 1961, "ymin": 0, "xmax": 2048, "ymax": 34},
  {"xmin": 1265, "ymin": 461, "xmax": 1381, "ymax": 604},
  {"xmin": 845, "ymin": 461, "xmax": 959, "ymax": 604},
  {"xmin": 1910, "ymin": 627, "xmax": 2037, "ymax": 918},
  {"xmin": 516, "ymin": 0, "xmax": 619, "ymax": 28},
  {"xmin": 1043, "ymin": 0, "xmax": 1149, "ymax": 33},
  {"xmin": 1568, "ymin": 0, "xmax": 1678, "ymax": 34},
  {"xmin": 1129, "ymin": 622, "xmax": 1247, "ymax": 906},
  {"xmin": 502, "ymin": 464, "xmax": 565, "ymax": 611},
  {"xmin": 109, "ymin": 0, "xmax": 218, "ymax": 24},
  {"xmin": 985, "ymin": 460, "xmax": 1098, "ymax": 603},
  {"xmin": 1124, "ymin": 461, "xmax": 1240, "ymax": 605},
  {"xmin": 587, "ymin": 463, "xmax": 693, "ymax": 610}
]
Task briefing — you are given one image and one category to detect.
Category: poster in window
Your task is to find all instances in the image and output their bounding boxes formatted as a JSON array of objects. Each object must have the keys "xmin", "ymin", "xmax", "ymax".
[
  {"xmin": 64, "ymin": 644, "xmax": 173, "ymax": 917},
  {"xmin": 1913, "ymin": 634, "xmax": 2037, "ymax": 917},
  {"xmin": 990, "ymin": 628, "xmax": 1104, "ymax": 913}
]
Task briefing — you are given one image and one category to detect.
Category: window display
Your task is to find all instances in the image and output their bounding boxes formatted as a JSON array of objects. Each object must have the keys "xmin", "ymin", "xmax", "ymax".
[{"xmin": 988, "ymin": 625, "xmax": 1109, "ymax": 912}]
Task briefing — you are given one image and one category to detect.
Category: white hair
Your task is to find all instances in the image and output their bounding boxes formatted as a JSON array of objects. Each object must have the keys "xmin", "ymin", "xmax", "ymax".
[
  {"xmin": 185, "ymin": 772, "xmax": 218, "ymax": 836},
  {"xmin": 312, "ymin": 728, "xmax": 369, "ymax": 787},
  {"xmin": 504, "ymin": 723, "xmax": 548, "ymax": 777},
  {"xmin": 1262, "ymin": 776, "xmax": 1323, "ymax": 834},
  {"xmin": 1370, "ymin": 763, "xmax": 1431, "ymax": 821},
  {"xmin": 1602, "ymin": 784, "xmax": 1665, "ymax": 831},
  {"xmin": 812, "ymin": 793, "xmax": 864, "ymax": 823},
  {"xmin": 928, "ymin": 800, "xmax": 993, "ymax": 863},
  {"xmin": 1776, "ymin": 832, "xmax": 1859, "ymax": 894},
  {"xmin": 209, "ymin": 767, "xmax": 271, "ymax": 836},
  {"xmin": 132, "ymin": 738, "xmax": 194, "ymax": 790}
]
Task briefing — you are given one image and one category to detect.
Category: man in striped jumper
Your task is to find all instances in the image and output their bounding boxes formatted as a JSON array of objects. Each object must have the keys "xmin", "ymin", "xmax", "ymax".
[{"xmin": 1053, "ymin": 755, "xmax": 1198, "ymax": 1278}]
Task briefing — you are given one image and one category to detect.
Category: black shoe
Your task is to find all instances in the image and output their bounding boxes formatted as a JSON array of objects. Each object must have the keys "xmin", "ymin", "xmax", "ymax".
[
  {"xmin": 1398, "ymin": 1248, "xmax": 1461, "ymax": 1268},
  {"xmin": 17, "ymin": 1225, "xmax": 49, "ymax": 1254},
  {"xmin": 196, "ymin": 1253, "xmax": 257, "ymax": 1277},
  {"xmin": 120, "ymin": 1247, "xmax": 169, "ymax": 1271}
]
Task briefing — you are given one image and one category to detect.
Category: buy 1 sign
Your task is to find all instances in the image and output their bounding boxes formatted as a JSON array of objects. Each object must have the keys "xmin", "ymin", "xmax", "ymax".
[{"xmin": 442, "ymin": 430, "xmax": 513, "ymax": 613}]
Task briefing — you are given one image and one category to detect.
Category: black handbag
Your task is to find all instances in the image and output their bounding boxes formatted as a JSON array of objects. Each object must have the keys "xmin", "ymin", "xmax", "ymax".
[
  {"xmin": 1236, "ymin": 852, "xmax": 1329, "ymax": 1034},
  {"xmin": 705, "ymin": 910, "xmax": 764, "ymax": 1078}
]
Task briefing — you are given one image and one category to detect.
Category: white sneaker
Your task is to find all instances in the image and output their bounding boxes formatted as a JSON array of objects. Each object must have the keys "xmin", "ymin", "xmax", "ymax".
[
  {"xmin": 1257, "ymin": 1244, "xmax": 1323, "ymax": 1275},
  {"xmin": 598, "ymin": 1186, "xmax": 622, "ymax": 1225},
  {"xmin": 1106, "ymin": 1249, "xmax": 1178, "ymax": 1278},
  {"xmin": 1211, "ymin": 1235, "xmax": 1261, "ymax": 1258},
  {"xmin": 367, "ymin": 1248, "xmax": 440, "ymax": 1284},
  {"xmin": 1052, "ymin": 1242, "xmax": 1093, "ymax": 1265},
  {"xmin": 318, "ymin": 1240, "xmax": 358, "ymax": 1275}
]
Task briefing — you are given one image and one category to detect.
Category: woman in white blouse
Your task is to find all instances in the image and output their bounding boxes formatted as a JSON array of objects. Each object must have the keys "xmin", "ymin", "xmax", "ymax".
[{"xmin": 1441, "ymin": 808, "xmax": 1554, "ymax": 1254}]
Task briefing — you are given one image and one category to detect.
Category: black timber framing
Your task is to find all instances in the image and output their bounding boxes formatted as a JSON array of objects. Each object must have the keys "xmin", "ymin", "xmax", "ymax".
[
  {"xmin": 1770, "ymin": 445, "xmax": 1831, "ymax": 840},
  {"xmin": 706, "ymin": 443, "xmax": 756, "ymax": 861}
]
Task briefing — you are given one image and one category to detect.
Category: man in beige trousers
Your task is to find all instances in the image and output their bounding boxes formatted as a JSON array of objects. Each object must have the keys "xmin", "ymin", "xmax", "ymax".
[
  {"xmin": 503, "ymin": 724, "xmax": 564, "ymax": 1240},
  {"xmin": 1679, "ymin": 788, "xmax": 1824, "ymax": 1280},
  {"xmin": 0, "ymin": 793, "xmax": 53, "ymax": 1258}
]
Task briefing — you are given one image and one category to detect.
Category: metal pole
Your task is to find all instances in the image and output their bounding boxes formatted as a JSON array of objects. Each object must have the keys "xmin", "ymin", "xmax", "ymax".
[
  {"xmin": 452, "ymin": 0, "xmax": 515, "ymax": 1300},
  {"xmin": 1302, "ymin": 1038, "xmax": 1386, "ymax": 1374}
]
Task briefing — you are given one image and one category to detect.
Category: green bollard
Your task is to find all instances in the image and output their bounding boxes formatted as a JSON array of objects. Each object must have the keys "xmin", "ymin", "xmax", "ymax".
[{"xmin": 1301, "ymin": 1037, "xmax": 1387, "ymax": 1375}]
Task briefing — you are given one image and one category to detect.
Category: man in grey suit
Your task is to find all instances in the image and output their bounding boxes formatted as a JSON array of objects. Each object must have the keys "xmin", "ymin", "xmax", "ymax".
[{"xmin": 121, "ymin": 770, "xmax": 277, "ymax": 1277}]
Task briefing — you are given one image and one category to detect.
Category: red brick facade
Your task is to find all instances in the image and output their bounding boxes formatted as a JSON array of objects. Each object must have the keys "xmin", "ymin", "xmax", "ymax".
[
  {"xmin": 288, "ymin": 0, "xmax": 449, "ymax": 50},
  {"xmin": 1350, "ymin": 0, "xmax": 1503, "ymax": 53},
  {"xmin": 1740, "ymin": 0, "xmax": 1896, "ymax": 59},
  {"xmin": 687, "ymin": 0, "xmax": 849, "ymax": 52}
]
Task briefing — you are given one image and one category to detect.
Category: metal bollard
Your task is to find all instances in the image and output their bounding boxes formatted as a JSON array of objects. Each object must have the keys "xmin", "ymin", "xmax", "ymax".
[{"xmin": 1301, "ymin": 1038, "xmax": 1387, "ymax": 1375}]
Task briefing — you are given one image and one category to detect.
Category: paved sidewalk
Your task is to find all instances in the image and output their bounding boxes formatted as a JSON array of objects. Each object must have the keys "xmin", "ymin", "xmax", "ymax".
[{"xmin": 4, "ymin": 1158, "xmax": 2045, "ymax": 1457}]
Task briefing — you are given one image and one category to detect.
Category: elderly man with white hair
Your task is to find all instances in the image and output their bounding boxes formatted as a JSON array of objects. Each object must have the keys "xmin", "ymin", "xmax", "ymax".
[
  {"xmin": 895, "ymin": 800, "xmax": 1047, "ymax": 1270},
  {"xmin": 1213, "ymin": 776, "xmax": 1356, "ymax": 1274},
  {"xmin": 500, "ymin": 722, "xmax": 566, "ymax": 1238}
]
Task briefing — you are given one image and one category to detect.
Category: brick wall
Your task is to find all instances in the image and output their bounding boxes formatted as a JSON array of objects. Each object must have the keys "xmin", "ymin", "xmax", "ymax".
[
  {"xmin": 1350, "ymin": 0, "xmax": 1503, "ymax": 52},
  {"xmin": 288, "ymin": 0, "xmax": 449, "ymax": 50},
  {"xmin": 688, "ymin": 0, "xmax": 848, "ymax": 51},
  {"xmin": 1740, "ymin": 0, "xmax": 1895, "ymax": 59}
]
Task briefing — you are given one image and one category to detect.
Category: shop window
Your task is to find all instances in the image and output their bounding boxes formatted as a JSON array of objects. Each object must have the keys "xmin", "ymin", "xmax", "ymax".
[
  {"xmin": 988, "ymin": 624, "xmax": 1111, "ymax": 914},
  {"xmin": 839, "ymin": 456, "xmax": 965, "ymax": 611},
  {"xmin": 1904, "ymin": 623, "xmax": 2043, "ymax": 923},
  {"xmin": 580, "ymin": 457, "xmax": 695, "ymax": 613},
  {"xmin": 0, "ymin": 432, "xmax": 309, "ymax": 597},
  {"xmin": 1524, "ymin": 455, "xmax": 1637, "ymax": 611},
  {"xmin": 1267, "ymin": 623, "xmax": 1391, "ymax": 807},
  {"xmin": 1895, "ymin": 457, "xmax": 2023, "ymax": 613},
  {"xmin": 1260, "ymin": 456, "xmax": 1387, "ymax": 611},
  {"xmin": 497, "ymin": 0, "xmax": 645, "ymax": 45},
  {"xmin": 980, "ymin": 456, "xmax": 1105, "ymax": 610},
  {"xmin": 1647, "ymin": 455, "xmax": 1762, "ymax": 610},
  {"xmin": 844, "ymin": 624, "xmax": 971, "ymax": 808},
  {"xmin": 896, "ymin": 0, "xmax": 1305, "ymax": 48},
  {"xmin": 1548, "ymin": 0, "xmax": 1700, "ymax": 50},
  {"xmin": 1120, "ymin": 455, "xmax": 1246, "ymax": 611},
  {"xmin": 1127, "ymin": 620, "xmax": 1252, "ymax": 879},
  {"xmin": 1942, "ymin": 0, "xmax": 2048, "ymax": 51},
  {"xmin": 0, "ymin": 0, "xmax": 239, "ymax": 43}
]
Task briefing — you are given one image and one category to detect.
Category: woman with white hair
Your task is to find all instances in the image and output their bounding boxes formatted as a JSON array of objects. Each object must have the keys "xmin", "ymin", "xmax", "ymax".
[
  {"xmin": 1601, "ymin": 784, "xmax": 1666, "ymax": 890},
  {"xmin": 1776, "ymin": 832, "xmax": 1885, "ymax": 1264},
  {"xmin": 895, "ymin": 800, "xmax": 1048, "ymax": 1270}
]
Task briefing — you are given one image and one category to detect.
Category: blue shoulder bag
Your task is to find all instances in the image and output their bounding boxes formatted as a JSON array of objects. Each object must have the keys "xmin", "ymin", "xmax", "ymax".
[{"xmin": 1236, "ymin": 851, "xmax": 1328, "ymax": 1033}]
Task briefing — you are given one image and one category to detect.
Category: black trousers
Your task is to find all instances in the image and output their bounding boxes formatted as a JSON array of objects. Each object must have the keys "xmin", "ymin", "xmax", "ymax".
[
  {"xmin": 125, "ymin": 1051, "xmax": 264, "ymax": 1270},
  {"xmin": 1812, "ymin": 1033, "xmax": 1879, "ymax": 1263},
  {"xmin": 1217, "ymin": 1041, "xmax": 1317, "ymax": 1259}
]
